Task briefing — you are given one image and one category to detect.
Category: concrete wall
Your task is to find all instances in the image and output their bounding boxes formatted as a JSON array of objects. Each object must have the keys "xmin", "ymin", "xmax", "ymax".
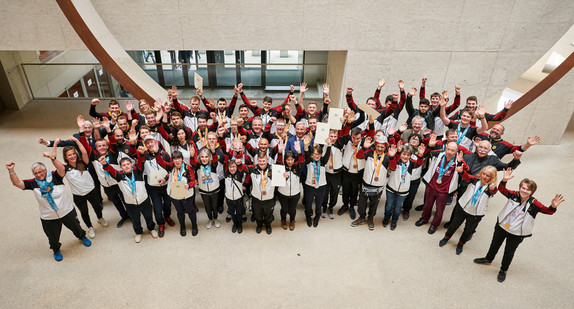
[{"xmin": 0, "ymin": 0, "xmax": 573, "ymax": 143}]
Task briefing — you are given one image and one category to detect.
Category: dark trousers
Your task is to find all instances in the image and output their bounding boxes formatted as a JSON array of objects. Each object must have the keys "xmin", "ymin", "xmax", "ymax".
[
  {"xmin": 201, "ymin": 191, "xmax": 219, "ymax": 220},
  {"xmin": 342, "ymin": 171, "xmax": 362, "ymax": 208},
  {"xmin": 147, "ymin": 185, "xmax": 171, "ymax": 225},
  {"xmin": 72, "ymin": 188, "xmax": 103, "ymax": 228},
  {"xmin": 103, "ymin": 185, "xmax": 129, "ymax": 220},
  {"xmin": 252, "ymin": 197, "xmax": 275, "ymax": 226},
  {"xmin": 278, "ymin": 192, "xmax": 299, "ymax": 222},
  {"xmin": 485, "ymin": 223, "xmax": 525, "ymax": 271},
  {"xmin": 445, "ymin": 204, "xmax": 483, "ymax": 244},
  {"xmin": 125, "ymin": 199, "xmax": 155, "ymax": 234},
  {"xmin": 322, "ymin": 172, "xmax": 342, "ymax": 210},
  {"xmin": 402, "ymin": 178, "xmax": 421, "ymax": 212},
  {"xmin": 421, "ymin": 185, "xmax": 450, "ymax": 227},
  {"xmin": 217, "ymin": 179, "xmax": 225, "ymax": 213},
  {"xmin": 172, "ymin": 196, "xmax": 197, "ymax": 227},
  {"xmin": 226, "ymin": 198, "xmax": 245, "ymax": 227},
  {"xmin": 357, "ymin": 189, "xmax": 383, "ymax": 219},
  {"xmin": 304, "ymin": 185, "xmax": 327, "ymax": 218},
  {"xmin": 41, "ymin": 209, "xmax": 86, "ymax": 251}
]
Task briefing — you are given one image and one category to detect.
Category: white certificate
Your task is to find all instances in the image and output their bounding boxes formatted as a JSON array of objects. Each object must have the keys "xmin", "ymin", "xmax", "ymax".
[
  {"xmin": 149, "ymin": 169, "xmax": 168, "ymax": 186},
  {"xmin": 328, "ymin": 108, "xmax": 344, "ymax": 130},
  {"xmin": 314, "ymin": 122, "xmax": 330, "ymax": 145},
  {"xmin": 271, "ymin": 164, "xmax": 286, "ymax": 187},
  {"xmin": 170, "ymin": 181, "xmax": 187, "ymax": 199},
  {"xmin": 194, "ymin": 72, "xmax": 203, "ymax": 93}
]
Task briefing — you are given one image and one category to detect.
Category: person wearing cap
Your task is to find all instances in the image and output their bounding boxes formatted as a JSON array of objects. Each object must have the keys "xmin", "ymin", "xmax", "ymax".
[
  {"xmin": 383, "ymin": 144, "xmax": 425, "ymax": 230},
  {"xmin": 351, "ymin": 135, "xmax": 392, "ymax": 230},
  {"xmin": 415, "ymin": 142, "xmax": 462, "ymax": 234},
  {"xmin": 6, "ymin": 158, "xmax": 92, "ymax": 261},
  {"xmin": 141, "ymin": 135, "xmax": 175, "ymax": 237}
]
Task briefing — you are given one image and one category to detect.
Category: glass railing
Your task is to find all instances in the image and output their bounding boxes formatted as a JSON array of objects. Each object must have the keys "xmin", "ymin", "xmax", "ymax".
[{"xmin": 20, "ymin": 62, "xmax": 327, "ymax": 100}]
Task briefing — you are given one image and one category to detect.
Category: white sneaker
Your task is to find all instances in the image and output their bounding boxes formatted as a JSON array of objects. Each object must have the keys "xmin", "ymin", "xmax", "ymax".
[
  {"xmin": 134, "ymin": 234, "xmax": 142, "ymax": 243},
  {"xmin": 150, "ymin": 230, "xmax": 158, "ymax": 238},
  {"xmin": 214, "ymin": 219, "xmax": 221, "ymax": 228},
  {"xmin": 88, "ymin": 227, "xmax": 96, "ymax": 239},
  {"xmin": 206, "ymin": 220, "xmax": 212, "ymax": 229},
  {"xmin": 98, "ymin": 218, "xmax": 109, "ymax": 227}
]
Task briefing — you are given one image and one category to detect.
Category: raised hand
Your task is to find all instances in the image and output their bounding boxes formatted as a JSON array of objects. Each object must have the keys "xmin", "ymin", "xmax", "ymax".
[
  {"xmin": 378, "ymin": 78, "xmax": 386, "ymax": 90},
  {"xmin": 293, "ymin": 139, "xmax": 302, "ymax": 154},
  {"xmin": 442, "ymin": 90, "xmax": 449, "ymax": 101},
  {"xmin": 171, "ymin": 86, "xmax": 178, "ymax": 99},
  {"xmin": 236, "ymin": 118, "xmax": 244, "ymax": 126},
  {"xmin": 283, "ymin": 171, "xmax": 289, "ymax": 179},
  {"xmin": 38, "ymin": 138, "xmax": 49, "ymax": 146},
  {"xmin": 398, "ymin": 80, "xmax": 404, "ymax": 91},
  {"xmin": 196, "ymin": 87, "xmax": 202, "ymax": 96},
  {"xmin": 455, "ymin": 85, "xmax": 461, "ymax": 95},
  {"xmin": 250, "ymin": 100, "xmax": 258, "ymax": 108},
  {"xmin": 423, "ymin": 128, "xmax": 432, "ymax": 135},
  {"xmin": 399, "ymin": 123, "xmax": 408, "ymax": 132},
  {"xmin": 128, "ymin": 129, "xmax": 138, "ymax": 142},
  {"xmin": 68, "ymin": 136, "xmax": 78, "ymax": 142},
  {"xmin": 527, "ymin": 135, "xmax": 540, "ymax": 146},
  {"xmin": 502, "ymin": 168, "xmax": 514, "ymax": 181},
  {"xmin": 346, "ymin": 87, "xmax": 353, "ymax": 95},
  {"xmin": 428, "ymin": 132, "xmax": 437, "ymax": 147},
  {"xmin": 303, "ymin": 134, "xmax": 312, "ymax": 147},
  {"xmin": 551, "ymin": 194, "xmax": 565, "ymax": 208},
  {"xmin": 6, "ymin": 161, "xmax": 15, "ymax": 171},
  {"xmin": 300, "ymin": 82, "xmax": 308, "ymax": 93},
  {"xmin": 387, "ymin": 144, "xmax": 397, "ymax": 157},
  {"xmin": 456, "ymin": 165, "xmax": 464, "ymax": 173},
  {"xmin": 439, "ymin": 95, "xmax": 447, "ymax": 107},
  {"xmin": 392, "ymin": 92, "xmax": 399, "ymax": 102},
  {"xmin": 504, "ymin": 100, "xmax": 514, "ymax": 110},
  {"xmin": 363, "ymin": 136, "xmax": 373, "ymax": 149},
  {"xmin": 418, "ymin": 144, "xmax": 426, "ymax": 156},
  {"xmin": 97, "ymin": 156, "xmax": 107, "ymax": 165},
  {"xmin": 456, "ymin": 150, "xmax": 464, "ymax": 163},
  {"xmin": 234, "ymin": 85, "xmax": 240, "ymax": 95},
  {"xmin": 421, "ymin": 77, "xmax": 427, "ymax": 87},
  {"xmin": 138, "ymin": 146, "xmax": 147, "ymax": 155},
  {"xmin": 42, "ymin": 152, "xmax": 53, "ymax": 159},
  {"xmin": 513, "ymin": 150, "xmax": 523, "ymax": 160},
  {"xmin": 92, "ymin": 118, "xmax": 101, "ymax": 129},
  {"xmin": 77, "ymin": 115, "xmax": 86, "ymax": 130},
  {"xmin": 347, "ymin": 110, "xmax": 356, "ymax": 123},
  {"xmin": 217, "ymin": 126, "xmax": 226, "ymax": 137},
  {"xmin": 91, "ymin": 98, "xmax": 100, "ymax": 106},
  {"xmin": 475, "ymin": 105, "xmax": 486, "ymax": 118},
  {"xmin": 125, "ymin": 100, "xmax": 134, "ymax": 112},
  {"xmin": 278, "ymin": 139, "xmax": 285, "ymax": 152},
  {"xmin": 154, "ymin": 98, "xmax": 163, "ymax": 111},
  {"xmin": 238, "ymin": 83, "xmax": 243, "ymax": 93},
  {"xmin": 322, "ymin": 83, "xmax": 329, "ymax": 96},
  {"xmin": 270, "ymin": 117, "xmax": 277, "ymax": 123},
  {"xmin": 387, "ymin": 126, "xmax": 396, "ymax": 137},
  {"xmin": 290, "ymin": 85, "xmax": 295, "ymax": 93},
  {"xmin": 408, "ymin": 87, "xmax": 417, "ymax": 97},
  {"xmin": 54, "ymin": 138, "xmax": 61, "ymax": 147},
  {"xmin": 102, "ymin": 117, "xmax": 110, "ymax": 130}
]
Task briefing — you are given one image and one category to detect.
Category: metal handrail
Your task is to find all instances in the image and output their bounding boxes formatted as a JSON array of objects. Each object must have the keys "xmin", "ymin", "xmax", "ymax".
[{"xmin": 21, "ymin": 62, "xmax": 327, "ymax": 66}]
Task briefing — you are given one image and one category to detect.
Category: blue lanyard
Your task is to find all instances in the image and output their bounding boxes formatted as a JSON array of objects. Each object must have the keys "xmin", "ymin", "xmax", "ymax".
[
  {"xmin": 471, "ymin": 183, "xmax": 487, "ymax": 207},
  {"xmin": 438, "ymin": 154, "xmax": 455, "ymax": 180},
  {"xmin": 176, "ymin": 166, "xmax": 184, "ymax": 181},
  {"xmin": 126, "ymin": 172, "xmax": 137, "ymax": 194},
  {"xmin": 456, "ymin": 122, "xmax": 469, "ymax": 144},
  {"xmin": 313, "ymin": 160, "xmax": 320, "ymax": 184},
  {"xmin": 400, "ymin": 162, "xmax": 408, "ymax": 183}
]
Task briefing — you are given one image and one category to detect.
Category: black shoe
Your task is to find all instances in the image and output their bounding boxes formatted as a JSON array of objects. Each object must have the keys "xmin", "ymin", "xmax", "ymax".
[
  {"xmin": 191, "ymin": 226, "xmax": 198, "ymax": 236},
  {"xmin": 402, "ymin": 211, "xmax": 409, "ymax": 221},
  {"xmin": 242, "ymin": 214, "xmax": 247, "ymax": 222},
  {"xmin": 306, "ymin": 216, "xmax": 312, "ymax": 227},
  {"xmin": 415, "ymin": 219, "xmax": 427, "ymax": 227},
  {"xmin": 313, "ymin": 217, "xmax": 319, "ymax": 228},
  {"xmin": 415, "ymin": 205, "xmax": 424, "ymax": 211},
  {"xmin": 237, "ymin": 225, "xmax": 243, "ymax": 234},
  {"xmin": 117, "ymin": 217, "xmax": 128, "ymax": 228},
  {"xmin": 367, "ymin": 217, "xmax": 375, "ymax": 231},
  {"xmin": 382, "ymin": 217, "xmax": 389, "ymax": 227},
  {"xmin": 428, "ymin": 225, "xmax": 437, "ymax": 234},
  {"xmin": 180, "ymin": 226, "xmax": 186, "ymax": 237},
  {"xmin": 232, "ymin": 224, "xmax": 237, "ymax": 233},
  {"xmin": 337, "ymin": 205, "xmax": 349, "ymax": 216},
  {"xmin": 226, "ymin": 214, "xmax": 232, "ymax": 223},
  {"xmin": 390, "ymin": 222, "xmax": 397, "ymax": 230},
  {"xmin": 266, "ymin": 225, "xmax": 272, "ymax": 234},
  {"xmin": 446, "ymin": 196, "xmax": 453, "ymax": 205},
  {"xmin": 473, "ymin": 257, "xmax": 492, "ymax": 265},
  {"xmin": 443, "ymin": 221, "xmax": 451, "ymax": 229},
  {"xmin": 165, "ymin": 217, "xmax": 176, "ymax": 227},
  {"xmin": 456, "ymin": 244, "xmax": 463, "ymax": 255},
  {"xmin": 497, "ymin": 270, "xmax": 507, "ymax": 283},
  {"xmin": 349, "ymin": 207, "xmax": 356, "ymax": 220},
  {"xmin": 256, "ymin": 225, "xmax": 262, "ymax": 234},
  {"xmin": 439, "ymin": 237, "xmax": 449, "ymax": 247}
]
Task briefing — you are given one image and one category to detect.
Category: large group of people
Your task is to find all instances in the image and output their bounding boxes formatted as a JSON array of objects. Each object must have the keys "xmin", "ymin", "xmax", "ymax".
[{"xmin": 7, "ymin": 78, "xmax": 565, "ymax": 283}]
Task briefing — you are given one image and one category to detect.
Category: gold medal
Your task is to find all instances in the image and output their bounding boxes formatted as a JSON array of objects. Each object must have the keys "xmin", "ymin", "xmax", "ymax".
[
  {"xmin": 492, "ymin": 145, "xmax": 497, "ymax": 150},
  {"xmin": 353, "ymin": 164, "xmax": 358, "ymax": 169},
  {"xmin": 504, "ymin": 223, "xmax": 510, "ymax": 229}
]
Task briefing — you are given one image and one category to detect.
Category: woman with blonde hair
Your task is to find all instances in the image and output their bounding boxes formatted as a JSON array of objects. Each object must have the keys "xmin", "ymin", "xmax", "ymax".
[{"xmin": 439, "ymin": 165, "xmax": 498, "ymax": 255}]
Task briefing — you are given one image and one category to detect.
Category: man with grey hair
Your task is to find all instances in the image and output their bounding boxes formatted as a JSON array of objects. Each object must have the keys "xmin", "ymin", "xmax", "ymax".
[{"xmin": 6, "ymin": 159, "xmax": 91, "ymax": 262}]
